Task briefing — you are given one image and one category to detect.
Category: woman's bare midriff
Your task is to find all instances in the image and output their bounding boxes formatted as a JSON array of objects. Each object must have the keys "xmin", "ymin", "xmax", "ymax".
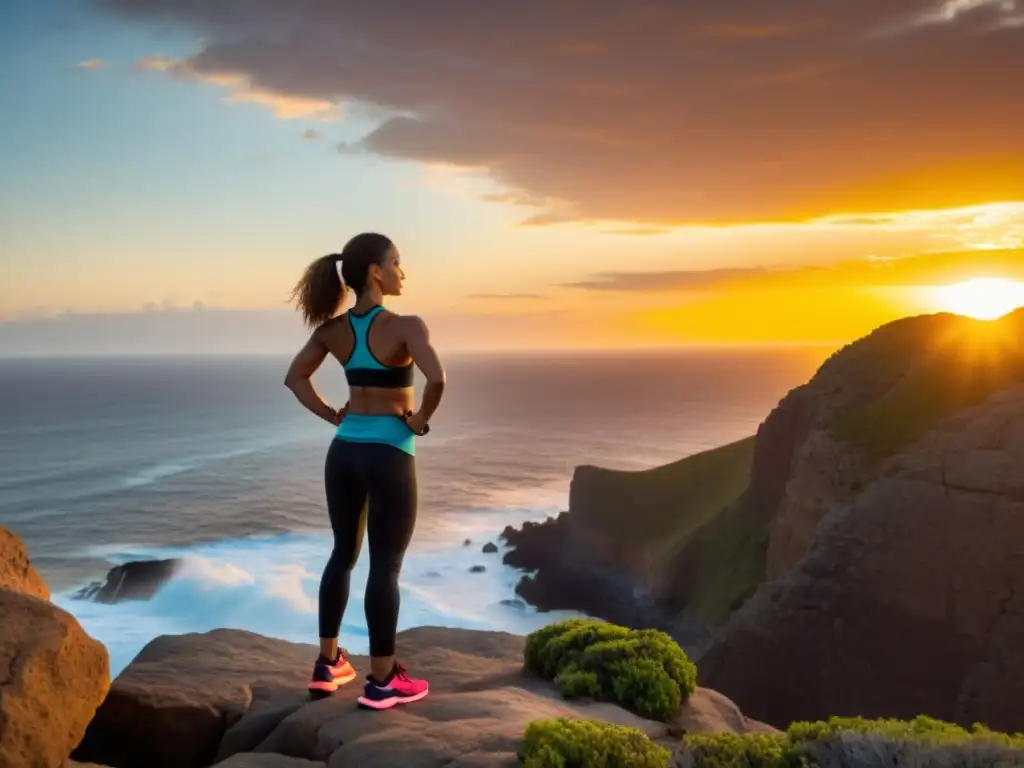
[{"xmin": 347, "ymin": 385, "xmax": 415, "ymax": 417}]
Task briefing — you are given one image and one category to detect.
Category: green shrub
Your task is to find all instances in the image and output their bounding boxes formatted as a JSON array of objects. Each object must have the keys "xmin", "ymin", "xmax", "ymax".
[
  {"xmin": 520, "ymin": 718, "xmax": 671, "ymax": 768},
  {"xmin": 678, "ymin": 715, "xmax": 1024, "ymax": 768},
  {"xmin": 681, "ymin": 733, "xmax": 795, "ymax": 768},
  {"xmin": 524, "ymin": 619, "xmax": 697, "ymax": 721}
]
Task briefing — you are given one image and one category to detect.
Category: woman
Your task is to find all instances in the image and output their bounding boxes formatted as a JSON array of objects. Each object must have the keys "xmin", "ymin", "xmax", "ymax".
[{"xmin": 284, "ymin": 232, "xmax": 446, "ymax": 710}]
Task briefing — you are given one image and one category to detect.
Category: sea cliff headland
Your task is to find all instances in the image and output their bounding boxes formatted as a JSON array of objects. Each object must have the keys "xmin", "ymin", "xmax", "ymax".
[{"xmin": 498, "ymin": 309, "xmax": 1024, "ymax": 732}]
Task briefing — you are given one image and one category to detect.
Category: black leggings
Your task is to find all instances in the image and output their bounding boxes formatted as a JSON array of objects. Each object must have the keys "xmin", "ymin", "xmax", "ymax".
[{"xmin": 318, "ymin": 438, "xmax": 417, "ymax": 657}]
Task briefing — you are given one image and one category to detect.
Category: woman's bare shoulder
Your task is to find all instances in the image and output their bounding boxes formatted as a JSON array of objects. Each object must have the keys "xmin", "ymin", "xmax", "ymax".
[{"xmin": 314, "ymin": 314, "xmax": 353, "ymax": 342}]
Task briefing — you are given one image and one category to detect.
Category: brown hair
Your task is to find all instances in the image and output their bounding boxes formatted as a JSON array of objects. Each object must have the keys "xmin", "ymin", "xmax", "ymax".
[{"xmin": 291, "ymin": 232, "xmax": 394, "ymax": 328}]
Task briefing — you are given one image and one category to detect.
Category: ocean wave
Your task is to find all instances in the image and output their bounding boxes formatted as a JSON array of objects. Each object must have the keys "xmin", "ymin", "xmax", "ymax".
[
  {"xmin": 121, "ymin": 446, "xmax": 262, "ymax": 488},
  {"xmin": 55, "ymin": 529, "xmax": 582, "ymax": 677}
]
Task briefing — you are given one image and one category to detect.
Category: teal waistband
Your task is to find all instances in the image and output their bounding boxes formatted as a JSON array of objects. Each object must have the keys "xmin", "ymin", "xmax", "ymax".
[{"xmin": 336, "ymin": 413, "xmax": 416, "ymax": 456}]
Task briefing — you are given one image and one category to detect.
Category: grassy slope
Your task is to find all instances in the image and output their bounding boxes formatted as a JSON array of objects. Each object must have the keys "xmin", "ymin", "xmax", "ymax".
[
  {"xmin": 580, "ymin": 436, "xmax": 761, "ymax": 626},
  {"xmin": 680, "ymin": 489, "xmax": 767, "ymax": 625},
  {"xmin": 584, "ymin": 436, "xmax": 755, "ymax": 552}
]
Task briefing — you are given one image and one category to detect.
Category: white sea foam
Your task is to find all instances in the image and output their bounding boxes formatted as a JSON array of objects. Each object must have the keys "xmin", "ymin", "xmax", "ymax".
[
  {"xmin": 54, "ymin": 527, "xmax": 582, "ymax": 677},
  {"xmin": 119, "ymin": 434, "xmax": 298, "ymax": 489}
]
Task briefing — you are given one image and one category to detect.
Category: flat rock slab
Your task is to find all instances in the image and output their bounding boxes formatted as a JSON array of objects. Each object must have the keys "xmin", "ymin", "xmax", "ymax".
[
  {"xmin": 73, "ymin": 629, "xmax": 315, "ymax": 768},
  {"xmin": 75, "ymin": 625, "xmax": 767, "ymax": 768}
]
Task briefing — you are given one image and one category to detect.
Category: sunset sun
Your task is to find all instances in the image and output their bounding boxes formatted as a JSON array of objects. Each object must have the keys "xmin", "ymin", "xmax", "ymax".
[{"xmin": 932, "ymin": 277, "xmax": 1024, "ymax": 321}]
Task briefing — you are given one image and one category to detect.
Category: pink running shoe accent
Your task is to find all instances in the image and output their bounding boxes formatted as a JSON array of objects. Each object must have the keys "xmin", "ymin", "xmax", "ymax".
[
  {"xmin": 327, "ymin": 650, "xmax": 358, "ymax": 685},
  {"xmin": 356, "ymin": 663, "xmax": 429, "ymax": 710},
  {"xmin": 307, "ymin": 649, "xmax": 357, "ymax": 696}
]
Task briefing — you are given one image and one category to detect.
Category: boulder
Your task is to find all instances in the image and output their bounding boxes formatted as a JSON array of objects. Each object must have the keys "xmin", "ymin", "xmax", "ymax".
[
  {"xmin": 72, "ymin": 559, "xmax": 182, "ymax": 604},
  {"xmin": 0, "ymin": 524, "xmax": 49, "ymax": 600},
  {"xmin": 76, "ymin": 626, "xmax": 768, "ymax": 768},
  {"xmin": 482, "ymin": 542, "xmax": 498, "ymax": 554},
  {"xmin": 700, "ymin": 385, "xmax": 1024, "ymax": 733},
  {"xmin": 72, "ymin": 629, "xmax": 314, "ymax": 768},
  {"xmin": 0, "ymin": 589, "xmax": 110, "ymax": 768}
]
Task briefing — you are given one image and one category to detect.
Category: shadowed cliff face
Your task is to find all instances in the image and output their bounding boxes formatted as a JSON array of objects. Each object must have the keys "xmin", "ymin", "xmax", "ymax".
[
  {"xmin": 755, "ymin": 309, "xmax": 1024, "ymax": 578},
  {"xmin": 701, "ymin": 384, "xmax": 1024, "ymax": 733},
  {"xmin": 753, "ymin": 312, "xmax": 969, "ymax": 576}
]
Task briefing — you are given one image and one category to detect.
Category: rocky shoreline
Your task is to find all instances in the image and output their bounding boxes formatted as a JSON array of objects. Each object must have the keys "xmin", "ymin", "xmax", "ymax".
[
  {"xmin": 1, "ymin": 524, "xmax": 772, "ymax": 768},
  {"xmin": 490, "ymin": 516, "xmax": 707, "ymax": 650}
]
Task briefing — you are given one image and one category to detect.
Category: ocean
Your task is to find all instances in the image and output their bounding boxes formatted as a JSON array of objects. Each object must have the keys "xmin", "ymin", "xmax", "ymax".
[{"xmin": 0, "ymin": 349, "xmax": 827, "ymax": 675}]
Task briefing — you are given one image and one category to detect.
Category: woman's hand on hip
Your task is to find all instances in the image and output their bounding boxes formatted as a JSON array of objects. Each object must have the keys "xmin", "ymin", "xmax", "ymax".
[
  {"xmin": 331, "ymin": 402, "xmax": 349, "ymax": 426},
  {"xmin": 404, "ymin": 410, "xmax": 430, "ymax": 435}
]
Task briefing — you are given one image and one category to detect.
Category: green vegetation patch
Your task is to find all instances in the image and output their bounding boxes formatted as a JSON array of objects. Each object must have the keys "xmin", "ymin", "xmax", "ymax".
[
  {"xmin": 675, "ymin": 489, "xmax": 768, "ymax": 626},
  {"xmin": 681, "ymin": 715, "xmax": 1024, "ymax": 768},
  {"xmin": 575, "ymin": 435, "xmax": 764, "ymax": 627},
  {"xmin": 585, "ymin": 436, "xmax": 755, "ymax": 553},
  {"xmin": 520, "ymin": 718, "xmax": 671, "ymax": 768},
  {"xmin": 524, "ymin": 618, "xmax": 697, "ymax": 721}
]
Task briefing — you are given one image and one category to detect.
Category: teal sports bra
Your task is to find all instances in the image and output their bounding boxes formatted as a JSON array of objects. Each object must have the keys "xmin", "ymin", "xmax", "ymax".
[{"xmin": 343, "ymin": 306, "xmax": 414, "ymax": 389}]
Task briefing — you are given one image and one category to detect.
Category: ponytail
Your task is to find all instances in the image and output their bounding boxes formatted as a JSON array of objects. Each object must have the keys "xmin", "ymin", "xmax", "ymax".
[
  {"xmin": 291, "ymin": 233, "xmax": 394, "ymax": 328},
  {"xmin": 291, "ymin": 254, "xmax": 347, "ymax": 328}
]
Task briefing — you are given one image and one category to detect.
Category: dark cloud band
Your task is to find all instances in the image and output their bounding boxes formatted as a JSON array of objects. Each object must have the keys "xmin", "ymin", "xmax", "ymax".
[{"xmin": 96, "ymin": 0, "xmax": 1024, "ymax": 224}]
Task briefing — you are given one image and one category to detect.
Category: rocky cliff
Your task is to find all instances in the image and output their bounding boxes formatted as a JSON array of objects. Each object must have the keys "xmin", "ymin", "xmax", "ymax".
[
  {"xmin": 500, "ymin": 436, "xmax": 760, "ymax": 643},
  {"xmin": 700, "ymin": 383, "xmax": 1024, "ymax": 733},
  {"xmin": 757, "ymin": 309, "xmax": 1024, "ymax": 578},
  {"xmin": 502, "ymin": 309, "xmax": 1024, "ymax": 732}
]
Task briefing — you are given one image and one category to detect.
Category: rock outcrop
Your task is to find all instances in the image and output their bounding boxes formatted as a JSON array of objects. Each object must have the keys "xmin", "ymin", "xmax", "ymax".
[
  {"xmin": 756, "ymin": 311, "xmax": 1024, "ymax": 578},
  {"xmin": 0, "ymin": 525, "xmax": 111, "ymax": 768},
  {"xmin": 1, "ymin": 525, "xmax": 49, "ymax": 600},
  {"xmin": 501, "ymin": 437, "xmax": 759, "ymax": 644},
  {"xmin": 73, "ymin": 625, "xmax": 770, "ymax": 768},
  {"xmin": 700, "ymin": 384, "xmax": 1024, "ymax": 733},
  {"xmin": 72, "ymin": 558, "xmax": 182, "ymax": 604}
]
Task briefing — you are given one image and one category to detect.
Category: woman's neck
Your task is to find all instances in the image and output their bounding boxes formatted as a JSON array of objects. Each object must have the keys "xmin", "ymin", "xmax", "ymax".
[{"xmin": 352, "ymin": 288, "xmax": 384, "ymax": 313}]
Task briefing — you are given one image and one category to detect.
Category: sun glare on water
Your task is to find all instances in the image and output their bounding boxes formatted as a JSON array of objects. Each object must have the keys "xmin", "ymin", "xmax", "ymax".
[{"xmin": 932, "ymin": 277, "xmax": 1024, "ymax": 321}]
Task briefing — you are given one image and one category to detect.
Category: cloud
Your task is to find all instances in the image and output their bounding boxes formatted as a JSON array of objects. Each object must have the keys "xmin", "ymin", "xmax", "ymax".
[
  {"xmin": 134, "ymin": 54, "xmax": 338, "ymax": 120},
  {"xmin": 76, "ymin": 58, "xmax": 111, "ymax": 70},
  {"xmin": 567, "ymin": 267, "xmax": 779, "ymax": 292},
  {"xmin": 565, "ymin": 248, "xmax": 1024, "ymax": 293},
  {"xmin": 876, "ymin": 0, "xmax": 1022, "ymax": 36},
  {"xmin": 466, "ymin": 293, "xmax": 550, "ymax": 301},
  {"xmin": 94, "ymin": 0, "xmax": 1024, "ymax": 225},
  {"xmin": 603, "ymin": 227, "xmax": 673, "ymax": 237}
]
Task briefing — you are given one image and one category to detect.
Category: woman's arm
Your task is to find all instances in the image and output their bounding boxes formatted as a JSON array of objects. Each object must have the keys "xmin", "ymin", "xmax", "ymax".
[
  {"xmin": 284, "ymin": 331, "xmax": 343, "ymax": 425},
  {"xmin": 401, "ymin": 316, "xmax": 445, "ymax": 433}
]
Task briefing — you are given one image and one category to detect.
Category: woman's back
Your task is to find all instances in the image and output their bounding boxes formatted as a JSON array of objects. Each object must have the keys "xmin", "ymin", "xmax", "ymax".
[{"xmin": 319, "ymin": 305, "xmax": 415, "ymax": 416}]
